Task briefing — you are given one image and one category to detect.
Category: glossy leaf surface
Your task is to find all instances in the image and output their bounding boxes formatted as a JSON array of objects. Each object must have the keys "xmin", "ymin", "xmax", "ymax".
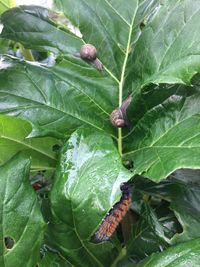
[
  {"xmin": 48, "ymin": 128, "xmax": 132, "ymax": 267},
  {"xmin": 124, "ymin": 81, "xmax": 200, "ymax": 180},
  {"xmin": 1, "ymin": 6, "xmax": 83, "ymax": 55},
  {"xmin": 137, "ymin": 237, "xmax": 200, "ymax": 267},
  {"xmin": 126, "ymin": 0, "xmax": 200, "ymax": 92},
  {"xmin": 0, "ymin": 2, "xmax": 158, "ymax": 139},
  {"xmin": 0, "ymin": 153, "xmax": 45, "ymax": 267},
  {"xmin": 0, "ymin": 55, "xmax": 116, "ymax": 138},
  {"xmin": 1, "ymin": 1, "xmax": 200, "ymax": 266},
  {"xmin": 1, "ymin": 2, "xmax": 200, "ymax": 181},
  {"xmin": 58, "ymin": 0, "xmax": 200, "ymax": 93}
]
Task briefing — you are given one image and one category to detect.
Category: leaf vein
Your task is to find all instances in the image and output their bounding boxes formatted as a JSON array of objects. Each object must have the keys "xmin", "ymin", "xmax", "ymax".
[
  {"xmin": 157, "ymin": 6, "xmax": 200, "ymax": 71},
  {"xmin": 103, "ymin": 0, "xmax": 131, "ymax": 26}
]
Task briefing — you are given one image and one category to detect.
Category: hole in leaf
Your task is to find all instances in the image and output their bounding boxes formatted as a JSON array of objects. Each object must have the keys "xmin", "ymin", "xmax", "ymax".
[
  {"xmin": 123, "ymin": 160, "xmax": 134, "ymax": 170},
  {"xmin": 139, "ymin": 21, "xmax": 146, "ymax": 30},
  {"xmin": 4, "ymin": 236, "xmax": 15, "ymax": 249},
  {"xmin": 52, "ymin": 144, "xmax": 61, "ymax": 152}
]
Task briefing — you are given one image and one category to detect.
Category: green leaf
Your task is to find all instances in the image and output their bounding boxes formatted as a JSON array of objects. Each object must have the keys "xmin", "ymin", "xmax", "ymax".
[
  {"xmin": 125, "ymin": 190, "xmax": 183, "ymax": 260},
  {"xmin": 136, "ymin": 173, "xmax": 200, "ymax": 244},
  {"xmin": 48, "ymin": 128, "xmax": 132, "ymax": 267},
  {"xmin": 124, "ymin": 81, "xmax": 200, "ymax": 180},
  {"xmin": 0, "ymin": 0, "xmax": 13, "ymax": 14},
  {"xmin": 0, "ymin": 115, "xmax": 59, "ymax": 170},
  {"xmin": 125, "ymin": 0, "xmax": 200, "ymax": 93},
  {"xmin": 54, "ymin": 0, "xmax": 200, "ymax": 93},
  {"xmin": 53, "ymin": 0, "xmax": 158, "ymax": 79},
  {"xmin": 1, "ymin": 2, "xmax": 200, "ymax": 265},
  {"xmin": 171, "ymin": 168, "xmax": 200, "ymax": 184},
  {"xmin": 38, "ymin": 250, "xmax": 72, "ymax": 267},
  {"xmin": 117, "ymin": 172, "xmax": 200, "ymax": 264},
  {"xmin": 0, "ymin": 2, "xmax": 158, "ymax": 144},
  {"xmin": 0, "ymin": 1, "xmax": 200, "ymax": 180},
  {"xmin": 127, "ymin": 203, "xmax": 170, "ymax": 260},
  {"xmin": 0, "ymin": 56, "xmax": 116, "ymax": 138},
  {"xmin": 0, "ymin": 6, "xmax": 83, "ymax": 56},
  {"xmin": 0, "ymin": 153, "xmax": 45, "ymax": 267},
  {"xmin": 137, "ymin": 237, "xmax": 200, "ymax": 267},
  {"xmin": 0, "ymin": 39, "xmax": 10, "ymax": 54}
]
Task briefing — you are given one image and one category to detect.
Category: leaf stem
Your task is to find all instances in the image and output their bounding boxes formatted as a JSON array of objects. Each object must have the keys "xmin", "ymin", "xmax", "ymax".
[
  {"xmin": 110, "ymin": 247, "xmax": 127, "ymax": 267},
  {"xmin": 19, "ymin": 44, "xmax": 35, "ymax": 61},
  {"xmin": 118, "ymin": 128, "xmax": 122, "ymax": 156},
  {"xmin": 1, "ymin": 1, "xmax": 9, "ymax": 8},
  {"xmin": 118, "ymin": 15, "xmax": 135, "ymax": 156}
]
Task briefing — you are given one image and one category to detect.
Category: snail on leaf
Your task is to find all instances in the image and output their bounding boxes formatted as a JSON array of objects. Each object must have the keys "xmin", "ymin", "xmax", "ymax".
[
  {"xmin": 80, "ymin": 44, "xmax": 103, "ymax": 70},
  {"xmin": 110, "ymin": 95, "xmax": 133, "ymax": 128}
]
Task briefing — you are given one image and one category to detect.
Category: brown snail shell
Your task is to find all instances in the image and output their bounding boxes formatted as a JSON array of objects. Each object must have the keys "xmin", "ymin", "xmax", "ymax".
[
  {"xmin": 80, "ymin": 44, "xmax": 97, "ymax": 61},
  {"xmin": 110, "ymin": 108, "xmax": 125, "ymax": 127},
  {"xmin": 110, "ymin": 96, "xmax": 133, "ymax": 128}
]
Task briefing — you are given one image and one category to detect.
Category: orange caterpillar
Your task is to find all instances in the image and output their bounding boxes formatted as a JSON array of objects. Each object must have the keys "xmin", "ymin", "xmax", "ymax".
[{"xmin": 94, "ymin": 183, "xmax": 132, "ymax": 242}]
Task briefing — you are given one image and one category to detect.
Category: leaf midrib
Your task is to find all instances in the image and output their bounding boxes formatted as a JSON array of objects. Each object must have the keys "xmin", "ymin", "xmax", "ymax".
[
  {"xmin": 70, "ymin": 200, "xmax": 104, "ymax": 267},
  {"xmin": 81, "ymin": 0, "xmax": 120, "ymax": 76},
  {"xmin": 0, "ymin": 90, "xmax": 115, "ymax": 137},
  {"xmin": 0, "ymin": 0, "xmax": 9, "ymax": 9},
  {"xmin": 118, "ymin": 1, "xmax": 138, "ymax": 156},
  {"xmin": 124, "ymin": 111, "xmax": 200, "ymax": 155},
  {"xmin": 103, "ymin": 0, "xmax": 131, "ymax": 26},
  {"xmin": 45, "ymin": 60, "xmax": 111, "ymax": 116},
  {"xmin": 1, "ymin": 135, "xmax": 55, "ymax": 160}
]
